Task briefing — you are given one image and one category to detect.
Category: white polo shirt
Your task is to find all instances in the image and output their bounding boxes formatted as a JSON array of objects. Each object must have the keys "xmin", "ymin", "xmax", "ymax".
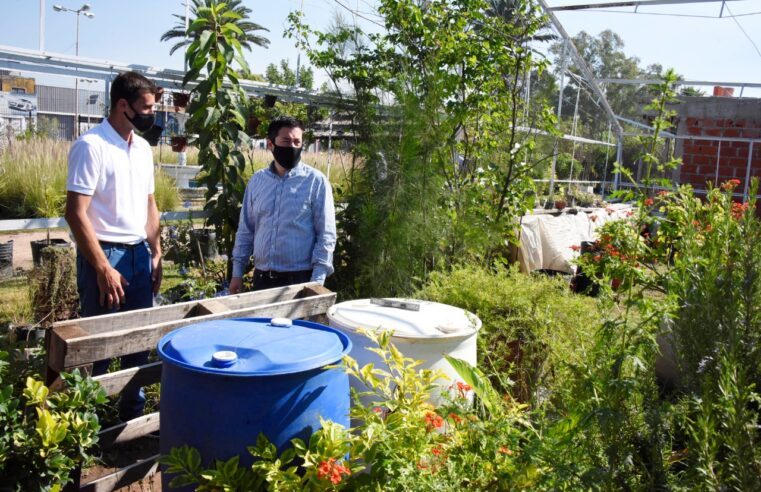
[{"xmin": 66, "ymin": 119, "xmax": 155, "ymax": 244}]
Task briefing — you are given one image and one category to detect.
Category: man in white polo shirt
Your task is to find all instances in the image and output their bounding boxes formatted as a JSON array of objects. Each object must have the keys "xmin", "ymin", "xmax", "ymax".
[{"xmin": 64, "ymin": 71, "xmax": 162, "ymax": 421}]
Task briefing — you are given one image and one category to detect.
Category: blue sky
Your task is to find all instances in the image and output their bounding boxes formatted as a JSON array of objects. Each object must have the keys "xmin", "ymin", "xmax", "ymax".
[{"xmin": 0, "ymin": 0, "xmax": 759, "ymax": 96}]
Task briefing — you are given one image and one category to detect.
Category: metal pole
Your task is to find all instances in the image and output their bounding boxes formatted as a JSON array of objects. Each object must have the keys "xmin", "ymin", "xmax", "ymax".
[
  {"xmin": 714, "ymin": 141, "xmax": 722, "ymax": 186},
  {"xmin": 569, "ymin": 83, "xmax": 581, "ymax": 183},
  {"xmin": 74, "ymin": 12, "xmax": 80, "ymax": 139},
  {"xmin": 547, "ymin": 41, "xmax": 567, "ymax": 208},
  {"xmin": 326, "ymin": 114, "xmax": 334, "ymax": 181},
  {"xmin": 601, "ymin": 123, "xmax": 612, "ymax": 198},
  {"xmin": 39, "ymin": 0, "xmax": 45, "ymax": 51},
  {"xmin": 743, "ymin": 141, "xmax": 754, "ymax": 200},
  {"xmin": 614, "ymin": 137, "xmax": 623, "ymax": 191},
  {"xmin": 295, "ymin": 0, "xmax": 304, "ymax": 88}
]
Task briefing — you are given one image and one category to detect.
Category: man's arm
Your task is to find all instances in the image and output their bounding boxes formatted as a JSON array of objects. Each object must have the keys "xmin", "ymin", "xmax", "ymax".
[
  {"xmin": 65, "ymin": 191, "xmax": 128, "ymax": 309},
  {"xmin": 229, "ymin": 181, "xmax": 256, "ymax": 294},
  {"xmin": 310, "ymin": 177, "xmax": 337, "ymax": 285},
  {"xmin": 146, "ymin": 194, "xmax": 162, "ymax": 294}
]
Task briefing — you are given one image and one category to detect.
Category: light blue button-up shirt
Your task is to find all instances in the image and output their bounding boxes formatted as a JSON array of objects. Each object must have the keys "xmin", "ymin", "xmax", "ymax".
[{"xmin": 231, "ymin": 161, "xmax": 336, "ymax": 284}]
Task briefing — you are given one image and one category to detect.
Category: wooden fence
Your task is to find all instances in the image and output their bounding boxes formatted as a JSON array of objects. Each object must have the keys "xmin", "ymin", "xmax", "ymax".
[{"xmin": 45, "ymin": 282, "xmax": 336, "ymax": 492}]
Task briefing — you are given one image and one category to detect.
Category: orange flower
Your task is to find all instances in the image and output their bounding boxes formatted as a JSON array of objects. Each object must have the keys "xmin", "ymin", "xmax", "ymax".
[
  {"xmin": 432, "ymin": 445, "xmax": 444, "ymax": 456},
  {"xmin": 570, "ymin": 244, "xmax": 581, "ymax": 252},
  {"xmin": 425, "ymin": 411, "xmax": 444, "ymax": 430},
  {"xmin": 449, "ymin": 412, "xmax": 463, "ymax": 424},
  {"xmin": 644, "ymin": 198, "xmax": 654, "ymax": 206},
  {"xmin": 657, "ymin": 190, "xmax": 670, "ymax": 197},
  {"xmin": 498, "ymin": 446, "xmax": 514, "ymax": 456},
  {"xmin": 317, "ymin": 458, "xmax": 351, "ymax": 485},
  {"xmin": 593, "ymin": 254, "xmax": 602, "ymax": 262},
  {"xmin": 731, "ymin": 202, "xmax": 749, "ymax": 220},
  {"xmin": 589, "ymin": 214, "xmax": 598, "ymax": 222},
  {"xmin": 456, "ymin": 381, "xmax": 472, "ymax": 395},
  {"xmin": 721, "ymin": 179, "xmax": 741, "ymax": 191}
]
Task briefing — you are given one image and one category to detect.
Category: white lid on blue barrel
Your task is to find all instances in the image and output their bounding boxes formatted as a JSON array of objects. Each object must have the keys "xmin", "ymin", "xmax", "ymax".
[
  {"xmin": 158, "ymin": 318, "xmax": 352, "ymax": 376},
  {"xmin": 327, "ymin": 298, "xmax": 481, "ymax": 339}
]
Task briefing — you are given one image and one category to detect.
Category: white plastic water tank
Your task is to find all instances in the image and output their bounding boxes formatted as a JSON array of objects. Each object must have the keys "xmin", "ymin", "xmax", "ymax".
[{"xmin": 327, "ymin": 298, "xmax": 481, "ymax": 404}]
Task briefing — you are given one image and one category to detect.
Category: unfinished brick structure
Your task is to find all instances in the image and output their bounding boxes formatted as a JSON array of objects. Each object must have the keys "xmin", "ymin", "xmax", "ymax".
[{"xmin": 674, "ymin": 97, "xmax": 761, "ymax": 198}]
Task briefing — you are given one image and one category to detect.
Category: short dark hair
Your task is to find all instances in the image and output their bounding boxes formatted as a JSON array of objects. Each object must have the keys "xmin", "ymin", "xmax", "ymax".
[
  {"xmin": 110, "ymin": 71, "xmax": 157, "ymax": 110},
  {"xmin": 267, "ymin": 116, "xmax": 304, "ymax": 142}
]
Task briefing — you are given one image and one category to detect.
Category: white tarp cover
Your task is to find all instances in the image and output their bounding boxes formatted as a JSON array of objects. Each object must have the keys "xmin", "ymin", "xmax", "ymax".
[{"xmin": 518, "ymin": 204, "xmax": 634, "ymax": 274}]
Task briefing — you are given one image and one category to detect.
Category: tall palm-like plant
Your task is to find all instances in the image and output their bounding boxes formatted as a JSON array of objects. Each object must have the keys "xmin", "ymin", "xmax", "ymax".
[
  {"xmin": 161, "ymin": 0, "xmax": 270, "ymax": 277},
  {"xmin": 160, "ymin": 0, "xmax": 270, "ymax": 55}
]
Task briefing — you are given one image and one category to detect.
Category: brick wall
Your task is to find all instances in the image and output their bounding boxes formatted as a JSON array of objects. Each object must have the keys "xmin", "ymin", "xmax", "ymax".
[{"xmin": 674, "ymin": 98, "xmax": 761, "ymax": 194}]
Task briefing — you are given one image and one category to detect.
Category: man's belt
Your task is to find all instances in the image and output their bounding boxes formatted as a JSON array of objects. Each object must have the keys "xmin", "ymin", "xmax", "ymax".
[
  {"xmin": 255, "ymin": 269, "xmax": 311, "ymax": 280},
  {"xmin": 99, "ymin": 241, "xmax": 145, "ymax": 250}
]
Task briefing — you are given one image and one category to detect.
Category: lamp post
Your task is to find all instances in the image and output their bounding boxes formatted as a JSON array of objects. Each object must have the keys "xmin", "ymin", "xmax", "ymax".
[{"xmin": 53, "ymin": 3, "xmax": 95, "ymax": 139}]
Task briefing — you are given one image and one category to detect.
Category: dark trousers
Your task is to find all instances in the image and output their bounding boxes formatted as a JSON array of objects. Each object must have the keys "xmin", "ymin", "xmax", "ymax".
[
  {"xmin": 76, "ymin": 241, "xmax": 153, "ymax": 421},
  {"xmin": 252, "ymin": 269, "xmax": 312, "ymax": 291}
]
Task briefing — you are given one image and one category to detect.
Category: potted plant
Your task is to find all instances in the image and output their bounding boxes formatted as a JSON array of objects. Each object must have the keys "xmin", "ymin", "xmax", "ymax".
[
  {"xmin": 172, "ymin": 91, "xmax": 190, "ymax": 110},
  {"xmin": 30, "ymin": 181, "xmax": 70, "ymax": 266},
  {"xmin": 171, "ymin": 135, "xmax": 188, "ymax": 152}
]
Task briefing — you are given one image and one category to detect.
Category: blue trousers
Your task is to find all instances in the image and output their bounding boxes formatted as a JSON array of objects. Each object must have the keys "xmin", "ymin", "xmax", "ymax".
[{"xmin": 77, "ymin": 241, "xmax": 153, "ymax": 421}]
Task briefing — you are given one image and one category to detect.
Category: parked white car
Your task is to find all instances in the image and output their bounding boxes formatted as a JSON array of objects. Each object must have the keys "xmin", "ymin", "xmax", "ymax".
[{"xmin": 8, "ymin": 98, "xmax": 36, "ymax": 112}]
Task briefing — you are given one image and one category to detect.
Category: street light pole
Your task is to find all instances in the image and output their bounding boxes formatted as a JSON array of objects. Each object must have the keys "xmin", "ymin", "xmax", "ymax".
[{"xmin": 53, "ymin": 3, "xmax": 94, "ymax": 139}]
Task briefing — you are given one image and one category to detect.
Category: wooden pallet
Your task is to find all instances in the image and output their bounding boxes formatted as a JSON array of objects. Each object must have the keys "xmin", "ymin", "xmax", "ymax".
[{"xmin": 46, "ymin": 282, "xmax": 336, "ymax": 492}]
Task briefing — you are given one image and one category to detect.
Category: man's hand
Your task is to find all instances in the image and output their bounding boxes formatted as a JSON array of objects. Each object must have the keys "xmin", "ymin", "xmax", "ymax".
[
  {"xmin": 229, "ymin": 277, "xmax": 243, "ymax": 295},
  {"xmin": 151, "ymin": 254, "xmax": 163, "ymax": 294},
  {"xmin": 97, "ymin": 265, "xmax": 129, "ymax": 309}
]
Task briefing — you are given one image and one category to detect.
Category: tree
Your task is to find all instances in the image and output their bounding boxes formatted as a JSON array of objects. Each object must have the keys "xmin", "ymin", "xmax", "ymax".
[
  {"xmin": 161, "ymin": 0, "xmax": 270, "ymax": 55},
  {"xmin": 264, "ymin": 59, "xmax": 314, "ymax": 91},
  {"xmin": 164, "ymin": 0, "xmax": 269, "ymax": 276},
  {"xmin": 289, "ymin": 0, "xmax": 555, "ymax": 297}
]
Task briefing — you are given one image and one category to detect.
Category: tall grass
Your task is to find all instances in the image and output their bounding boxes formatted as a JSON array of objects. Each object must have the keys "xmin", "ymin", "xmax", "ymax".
[
  {"xmin": 152, "ymin": 144, "xmax": 200, "ymax": 166},
  {"xmin": 0, "ymin": 138, "xmax": 182, "ymax": 218},
  {"xmin": 242, "ymin": 148, "xmax": 354, "ymax": 188},
  {"xmin": 0, "ymin": 139, "xmax": 68, "ymax": 219}
]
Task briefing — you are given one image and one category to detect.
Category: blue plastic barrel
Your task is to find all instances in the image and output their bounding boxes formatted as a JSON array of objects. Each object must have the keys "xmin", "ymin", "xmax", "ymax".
[{"xmin": 158, "ymin": 317, "xmax": 352, "ymax": 490}]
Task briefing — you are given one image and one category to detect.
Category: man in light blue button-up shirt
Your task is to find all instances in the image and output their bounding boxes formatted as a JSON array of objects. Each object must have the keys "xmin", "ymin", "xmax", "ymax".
[{"xmin": 229, "ymin": 116, "xmax": 336, "ymax": 293}]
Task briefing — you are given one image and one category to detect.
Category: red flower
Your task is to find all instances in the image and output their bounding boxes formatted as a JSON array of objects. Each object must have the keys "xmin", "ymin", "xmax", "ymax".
[
  {"xmin": 425, "ymin": 411, "xmax": 444, "ymax": 430},
  {"xmin": 449, "ymin": 412, "xmax": 463, "ymax": 424},
  {"xmin": 731, "ymin": 202, "xmax": 749, "ymax": 220},
  {"xmin": 373, "ymin": 406, "xmax": 383, "ymax": 414},
  {"xmin": 605, "ymin": 207, "xmax": 614, "ymax": 215},
  {"xmin": 432, "ymin": 445, "xmax": 444, "ymax": 456},
  {"xmin": 626, "ymin": 210, "xmax": 634, "ymax": 217},
  {"xmin": 456, "ymin": 381, "xmax": 472, "ymax": 395},
  {"xmin": 317, "ymin": 458, "xmax": 351, "ymax": 484},
  {"xmin": 722, "ymin": 179, "xmax": 741, "ymax": 191},
  {"xmin": 593, "ymin": 254, "xmax": 602, "ymax": 262},
  {"xmin": 657, "ymin": 190, "xmax": 670, "ymax": 197},
  {"xmin": 570, "ymin": 244, "xmax": 581, "ymax": 252},
  {"xmin": 317, "ymin": 459, "xmax": 334, "ymax": 480},
  {"xmin": 589, "ymin": 214, "xmax": 598, "ymax": 222},
  {"xmin": 644, "ymin": 198, "xmax": 654, "ymax": 207}
]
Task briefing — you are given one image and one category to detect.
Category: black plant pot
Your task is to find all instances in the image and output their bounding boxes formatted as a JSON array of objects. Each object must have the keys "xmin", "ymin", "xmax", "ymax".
[
  {"xmin": 31, "ymin": 238, "xmax": 71, "ymax": 266},
  {"xmin": 191, "ymin": 229, "xmax": 218, "ymax": 261},
  {"xmin": 0, "ymin": 240, "xmax": 12, "ymax": 280}
]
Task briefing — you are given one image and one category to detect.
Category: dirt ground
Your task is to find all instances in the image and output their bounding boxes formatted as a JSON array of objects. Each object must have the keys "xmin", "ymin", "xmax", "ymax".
[{"xmin": 0, "ymin": 229, "xmax": 72, "ymax": 271}]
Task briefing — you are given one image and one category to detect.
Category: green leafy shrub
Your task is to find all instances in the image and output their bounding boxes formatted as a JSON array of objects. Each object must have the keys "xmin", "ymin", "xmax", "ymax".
[
  {"xmin": 0, "ymin": 350, "xmax": 107, "ymax": 490},
  {"xmin": 416, "ymin": 263, "xmax": 600, "ymax": 402}
]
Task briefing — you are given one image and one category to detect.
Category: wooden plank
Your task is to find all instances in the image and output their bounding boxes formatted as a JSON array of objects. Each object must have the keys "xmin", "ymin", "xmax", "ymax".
[
  {"xmin": 92, "ymin": 362, "xmax": 162, "ymax": 397},
  {"xmin": 79, "ymin": 454, "xmax": 160, "ymax": 492},
  {"xmin": 98, "ymin": 412, "xmax": 160, "ymax": 448},
  {"xmin": 46, "ymin": 324, "xmax": 90, "ymax": 386},
  {"xmin": 193, "ymin": 298, "xmax": 231, "ymax": 316},
  {"xmin": 59, "ymin": 293, "xmax": 336, "ymax": 368},
  {"xmin": 296, "ymin": 283, "xmax": 332, "ymax": 298},
  {"xmin": 0, "ymin": 210, "xmax": 210, "ymax": 232},
  {"xmin": 52, "ymin": 283, "xmax": 315, "ymax": 336}
]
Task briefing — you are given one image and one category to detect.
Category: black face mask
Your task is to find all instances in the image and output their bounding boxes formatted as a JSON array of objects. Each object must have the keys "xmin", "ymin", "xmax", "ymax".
[
  {"xmin": 125, "ymin": 102, "xmax": 155, "ymax": 133},
  {"xmin": 272, "ymin": 144, "xmax": 302, "ymax": 170}
]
